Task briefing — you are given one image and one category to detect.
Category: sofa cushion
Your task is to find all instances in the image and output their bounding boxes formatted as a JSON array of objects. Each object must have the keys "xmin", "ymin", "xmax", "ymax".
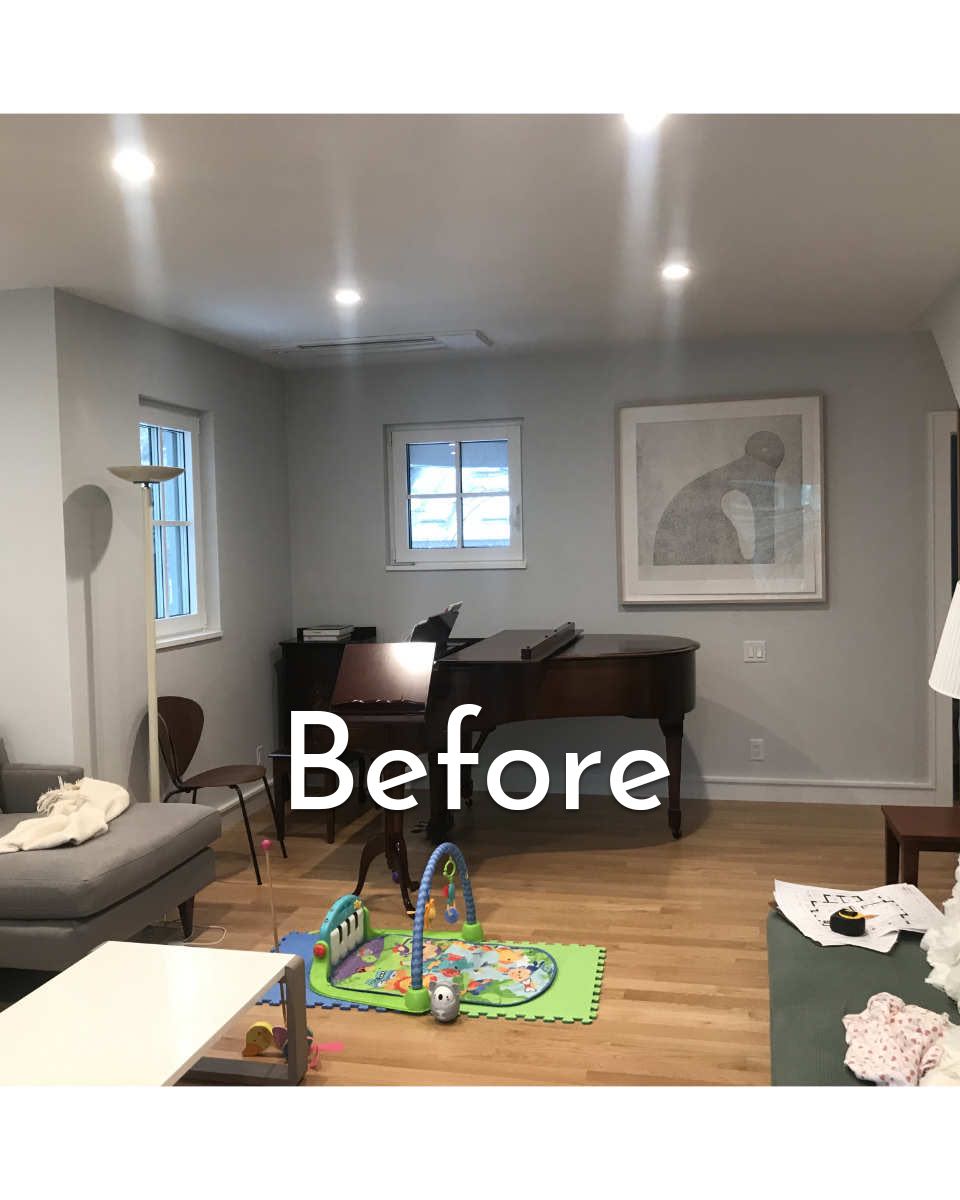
[{"xmin": 0, "ymin": 802, "xmax": 221, "ymax": 920}]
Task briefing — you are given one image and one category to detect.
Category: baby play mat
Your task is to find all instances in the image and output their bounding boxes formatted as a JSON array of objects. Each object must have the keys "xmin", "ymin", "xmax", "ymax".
[
  {"xmin": 327, "ymin": 933, "xmax": 557, "ymax": 1006},
  {"xmin": 261, "ymin": 842, "xmax": 605, "ymax": 1024}
]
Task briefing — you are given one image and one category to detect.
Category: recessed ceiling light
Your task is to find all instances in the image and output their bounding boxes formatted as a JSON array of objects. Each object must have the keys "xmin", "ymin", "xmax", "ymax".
[
  {"xmin": 623, "ymin": 112, "xmax": 667, "ymax": 134},
  {"xmin": 660, "ymin": 262, "xmax": 691, "ymax": 282},
  {"xmin": 111, "ymin": 148, "xmax": 155, "ymax": 184},
  {"xmin": 333, "ymin": 287, "xmax": 363, "ymax": 307}
]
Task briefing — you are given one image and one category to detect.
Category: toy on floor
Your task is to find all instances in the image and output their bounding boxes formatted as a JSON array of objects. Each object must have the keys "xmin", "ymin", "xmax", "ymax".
[
  {"xmin": 243, "ymin": 838, "xmax": 343, "ymax": 1069},
  {"xmin": 429, "ymin": 978, "xmax": 461, "ymax": 1022},
  {"xmin": 243, "ymin": 1021, "xmax": 277, "ymax": 1056},
  {"xmin": 308, "ymin": 841, "xmax": 562, "ymax": 1019}
]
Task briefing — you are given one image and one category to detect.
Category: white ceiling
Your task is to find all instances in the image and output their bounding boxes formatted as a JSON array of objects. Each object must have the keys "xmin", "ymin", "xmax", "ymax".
[{"xmin": 3, "ymin": 114, "xmax": 960, "ymax": 364}]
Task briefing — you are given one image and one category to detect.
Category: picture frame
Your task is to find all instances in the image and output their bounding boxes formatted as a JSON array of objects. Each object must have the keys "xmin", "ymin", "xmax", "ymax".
[{"xmin": 617, "ymin": 394, "xmax": 825, "ymax": 605}]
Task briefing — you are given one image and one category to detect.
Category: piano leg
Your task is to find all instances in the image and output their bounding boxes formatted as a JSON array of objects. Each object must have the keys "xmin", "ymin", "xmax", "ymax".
[
  {"xmin": 426, "ymin": 752, "xmax": 454, "ymax": 844},
  {"xmin": 353, "ymin": 754, "xmax": 421, "ymax": 911},
  {"xmin": 353, "ymin": 831, "xmax": 382, "ymax": 897},
  {"xmin": 658, "ymin": 716, "xmax": 685, "ymax": 839},
  {"xmin": 354, "ymin": 813, "xmax": 420, "ymax": 911},
  {"xmin": 462, "ymin": 730, "xmax": 490, "ymax": 808},
  {"xmin": 388, "ymin": 818, "xmax": 418, "ymax": 915}
]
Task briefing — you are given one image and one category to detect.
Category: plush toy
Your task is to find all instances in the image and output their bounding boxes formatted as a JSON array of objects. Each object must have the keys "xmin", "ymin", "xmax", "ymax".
[{"xmin": 429, "ymin": 977, "xmax": 461, "ymax": 1023}]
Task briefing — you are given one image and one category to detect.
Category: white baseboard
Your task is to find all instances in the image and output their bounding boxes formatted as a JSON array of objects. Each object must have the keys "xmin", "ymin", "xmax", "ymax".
[
  {"xmin": 686, "ymin": 776, "xmax": 948, "ymax": 806},
  {"xmin": 470, "ymin": 776, "xmax": 950, "ymax": 807}
]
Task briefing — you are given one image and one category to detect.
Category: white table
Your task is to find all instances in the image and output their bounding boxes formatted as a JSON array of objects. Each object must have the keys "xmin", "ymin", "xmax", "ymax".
[{"xmin": 0, "ymin": 941, "xmax": 307, "ymax": 1085}]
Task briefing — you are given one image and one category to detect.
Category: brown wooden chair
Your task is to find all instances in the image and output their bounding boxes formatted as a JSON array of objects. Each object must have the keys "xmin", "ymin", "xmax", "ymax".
[{"xmin": 157, "ymin": 695, "xmax": 285, "ymax": 886}]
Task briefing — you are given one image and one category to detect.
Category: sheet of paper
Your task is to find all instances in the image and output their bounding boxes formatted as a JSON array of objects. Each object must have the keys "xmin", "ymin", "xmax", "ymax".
[{"xmin": 773, "ymin": 880, "xmax": 942, "ymax": 953}]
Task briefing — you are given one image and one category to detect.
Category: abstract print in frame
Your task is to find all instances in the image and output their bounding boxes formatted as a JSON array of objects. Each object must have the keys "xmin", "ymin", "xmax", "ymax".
[{"xmin": 617, "ymin": 395, "xmax": 825, "ymax": 604}]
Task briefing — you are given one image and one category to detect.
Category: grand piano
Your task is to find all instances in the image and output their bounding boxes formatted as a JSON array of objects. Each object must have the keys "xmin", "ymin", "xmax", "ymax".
[{"xmin": 278, "ymin": 622, "xmax": 698, "ymax": 842}]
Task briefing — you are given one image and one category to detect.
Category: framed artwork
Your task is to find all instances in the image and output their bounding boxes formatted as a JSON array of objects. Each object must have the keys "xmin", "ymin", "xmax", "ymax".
[{"xmin": 617, "ymin": 395, "xmax": 825, "ymax": 604}]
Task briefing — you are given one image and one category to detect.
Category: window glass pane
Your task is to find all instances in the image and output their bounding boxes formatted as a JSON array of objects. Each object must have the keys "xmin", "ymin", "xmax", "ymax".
[
  {"xmin": 407, "ymin": 441, "xmax": 456, "ymax": 495},
  {"xmin": 160, "ymin": 524, "xmax": 193, "ymax": 617},
  {"xmin": 409, "ymin": 497, "xmax": 458, "ymax": 549},
  {"xmin": 140, "ymin": 417, "xmax": 198, "ymax": 621},
  {"xmin": 160, "ymin": 428, "xmax": 188, "ymax": 521},
  {"xmin": 463, "ymin": 494, "xmax": 511, "ymax": 547},
  {"xmin": 152, "ymin": 524, "xmax": 165, "ymax": 619},
  {"xmin": 140, "ymin": 423, "xmax": 161, "ymax": 511},
  {"xmin": 461, "ymin": 439, "xmax": 509, "ymax": 494}
]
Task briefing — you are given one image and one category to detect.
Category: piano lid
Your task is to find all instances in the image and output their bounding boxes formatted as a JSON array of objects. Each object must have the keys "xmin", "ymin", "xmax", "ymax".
[{"xmin": 443, "ymin": 629, "xmax": 700, "ymax": 663}]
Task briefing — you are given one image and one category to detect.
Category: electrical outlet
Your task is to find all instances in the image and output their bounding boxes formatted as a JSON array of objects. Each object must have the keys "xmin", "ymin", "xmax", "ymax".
[
  {"xmin": 256, "ymin": 745, "xmax": 264, "ymax": 766},
  {"xmin": 749, "ymin": 738, "xmax": 765, "ymax": 761},
  {"xmin": 743, "ymin": 640, "xmax": 767, "ymax": 662}
]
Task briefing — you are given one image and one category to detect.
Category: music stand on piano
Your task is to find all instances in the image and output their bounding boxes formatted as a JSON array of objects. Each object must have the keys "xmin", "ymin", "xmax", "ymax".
[
  {"xmin": 408, "ymin": 601, "xmax": 462, "ymax": 659},
  {"xmin": 330, "ymin": 641, "xmax": 437, "ymax": 913}
]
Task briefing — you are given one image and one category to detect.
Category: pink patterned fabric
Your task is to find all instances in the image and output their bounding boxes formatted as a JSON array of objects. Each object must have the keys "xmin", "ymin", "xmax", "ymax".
[{"xmin": 842, "ymin": 992, "xmax": 951, "ymax": 1086}]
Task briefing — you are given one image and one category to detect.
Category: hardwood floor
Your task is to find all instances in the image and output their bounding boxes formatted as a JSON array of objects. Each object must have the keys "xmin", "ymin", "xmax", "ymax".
[{"xmin": 197, "ymin": 794, "xmax": 959, "ymax": 1085}]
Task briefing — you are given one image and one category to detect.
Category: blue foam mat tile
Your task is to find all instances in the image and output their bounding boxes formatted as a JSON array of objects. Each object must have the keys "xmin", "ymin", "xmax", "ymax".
[{"xmin": 259, "ymin": 931, "xmax": 399, "ymax": 1015}]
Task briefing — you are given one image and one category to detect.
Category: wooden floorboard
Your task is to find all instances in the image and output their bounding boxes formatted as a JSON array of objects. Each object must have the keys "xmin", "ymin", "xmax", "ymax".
[{"xmin": 140, "ymin": 795, "xmax": 960, "ymax": 1084}]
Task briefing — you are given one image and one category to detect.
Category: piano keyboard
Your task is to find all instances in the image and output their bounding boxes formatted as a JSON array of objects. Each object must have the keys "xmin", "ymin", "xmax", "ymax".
[{"xmin": 328, "ymin": 909, "xmax": 364, "ymax": 965}]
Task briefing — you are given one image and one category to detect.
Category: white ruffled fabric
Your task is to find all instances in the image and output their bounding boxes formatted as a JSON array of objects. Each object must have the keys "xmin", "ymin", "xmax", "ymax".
[
  {"xmin": 920, "ymin": 1023, "xmax": 960, "ymax": 1086},
  {"xmin": 922, "ymin": 854, "xmax": 960, "ymax": 1003},
  {"xmin": 0, "ymin": 777, "xmax": 129, "ymax": 853}
]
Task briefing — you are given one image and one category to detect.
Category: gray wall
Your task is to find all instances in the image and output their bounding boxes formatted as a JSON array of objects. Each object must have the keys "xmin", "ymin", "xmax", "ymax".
[
  {"xmin": 925, "ymin": 276, "xmax": 960, "ymax": 407},
  {"xmin": 55, "ymin": 291, "xmax": 291, "ymax": 801},
  {"xmin": 284, "ymin": 333, "xmax": 955, "ymax": 801},
  {"xmin": 0, "ymin": 289, "xmax": 75, "ymax": 762}
]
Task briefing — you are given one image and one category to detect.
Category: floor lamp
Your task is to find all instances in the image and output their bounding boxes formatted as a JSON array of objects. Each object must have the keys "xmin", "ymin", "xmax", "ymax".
[
  {"xmin": 108, "ymin": 464, "xmax": 184, "ymax": 804},
  {"xmin": 930, "ymin": 583, "xmax": 960, "ymax": 704}
]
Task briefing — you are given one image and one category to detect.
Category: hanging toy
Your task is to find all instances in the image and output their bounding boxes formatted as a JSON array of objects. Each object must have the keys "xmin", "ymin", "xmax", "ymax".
[
  {"xmin": 443, "ymin": 856, "xmax": 459, "ymax": 924},
  {"xmin": 423, "ymin": 896, "xmax": 437, "ymax": 927}
]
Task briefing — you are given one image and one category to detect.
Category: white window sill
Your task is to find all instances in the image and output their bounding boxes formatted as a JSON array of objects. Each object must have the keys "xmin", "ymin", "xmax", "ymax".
[
  {"xmin": 156, "ymin": 628, "xmax": 223, "ymax": 651},
  {"xmin": 385, "ymin": 560, "xmax": 526, "ymax": 572}
]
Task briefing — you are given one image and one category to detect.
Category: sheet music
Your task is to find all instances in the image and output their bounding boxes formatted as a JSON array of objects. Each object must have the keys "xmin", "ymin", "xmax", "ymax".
[{"xmin": 774, "ymin": 880, "xmax": 943, "ymax": 953}]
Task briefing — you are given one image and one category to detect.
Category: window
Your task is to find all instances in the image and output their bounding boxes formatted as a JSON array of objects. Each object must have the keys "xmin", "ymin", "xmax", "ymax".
[
  {"xmin": 139, "ymin": 401, "xmax": 216, "ymax": 643},
  {"xmin": 387, "ymin": 420, "xmax": 524, "ymax": 569}
]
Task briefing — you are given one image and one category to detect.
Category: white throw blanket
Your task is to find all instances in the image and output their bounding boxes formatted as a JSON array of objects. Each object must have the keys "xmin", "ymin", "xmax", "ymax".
[
  {"xmin": 922, "ymin": 854, "xmax": 960, "ymax": 1003},
  {"xmin": 0, "ymin": 777, "xmax": 130, "ymax": 853}
]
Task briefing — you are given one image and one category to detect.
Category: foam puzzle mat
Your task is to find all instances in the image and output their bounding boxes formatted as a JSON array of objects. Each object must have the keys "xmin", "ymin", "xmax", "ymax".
[{"xmin": 260, "ymin": 930, "xmax": 606, "ymax": 1024}]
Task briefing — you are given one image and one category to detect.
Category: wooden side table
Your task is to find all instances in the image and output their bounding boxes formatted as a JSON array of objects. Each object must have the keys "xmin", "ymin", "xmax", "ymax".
[{"xmin": 882, "ymin": 804, "xmax": 960, "ymax": 887}]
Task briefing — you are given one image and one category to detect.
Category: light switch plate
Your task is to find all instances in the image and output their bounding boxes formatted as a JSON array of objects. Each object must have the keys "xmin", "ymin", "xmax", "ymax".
[{"xmin": 744, "ymin": 640, "xmax": 767, "ymax": 662}]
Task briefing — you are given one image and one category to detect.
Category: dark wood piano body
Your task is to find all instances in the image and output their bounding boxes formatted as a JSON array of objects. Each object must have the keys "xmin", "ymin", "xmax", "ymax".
[
  {"xmin": 430, "ymin": 631, "xmax": 696, "ymax": 725},
  {"xmin": 279, "ymin": 626, "xmax": 698, "ymax": 841},
  {"xmin": 427, "ymin": 630, "xmax": 698, "ymax": 838},
  {"xmin": 278, "ymin": 627, "xmax": 377, "ymax": 725}
]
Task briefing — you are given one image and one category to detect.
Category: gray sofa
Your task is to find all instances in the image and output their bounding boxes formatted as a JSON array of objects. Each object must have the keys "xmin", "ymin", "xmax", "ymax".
[{"xmin": 0, "ymin": 763, "xmax": 221, "ymax": 971}]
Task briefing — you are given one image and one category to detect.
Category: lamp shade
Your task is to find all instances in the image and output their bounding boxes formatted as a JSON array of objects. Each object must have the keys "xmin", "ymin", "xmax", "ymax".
[
  {"xmin": 109, "ymin": 465, "xmax": 183, "ymax": 485},
  {"xmin": 930, "ymin": 583, "xmax": 960, "ymax": 699}
]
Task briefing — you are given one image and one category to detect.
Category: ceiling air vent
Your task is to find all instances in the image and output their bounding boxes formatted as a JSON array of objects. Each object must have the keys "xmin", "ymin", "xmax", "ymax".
[{"xmin": 269, "ymin": 329, "xmax": 493, "ymax": 360}]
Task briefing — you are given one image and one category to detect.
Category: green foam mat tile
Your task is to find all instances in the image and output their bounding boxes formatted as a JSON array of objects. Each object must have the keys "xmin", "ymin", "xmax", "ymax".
[{"xmin": 308, "ymin": 930, "xmax": 606, "ymax": 1024}]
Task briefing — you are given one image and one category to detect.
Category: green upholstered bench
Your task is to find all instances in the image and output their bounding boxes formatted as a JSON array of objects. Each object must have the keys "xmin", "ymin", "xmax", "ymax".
[{"xmin": 766, "ymin": 910, "xmax": 960, "ymax": 1085}]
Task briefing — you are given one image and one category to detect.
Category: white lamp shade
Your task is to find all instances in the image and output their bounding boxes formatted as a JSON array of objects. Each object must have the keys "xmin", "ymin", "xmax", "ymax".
[
  {"xmin": 109, "ymin": 464, "xmax": 183, "ymax": 485},
  {"xmin": 930, "ymin": 583, "xmax": 960, "ymax": 699}
]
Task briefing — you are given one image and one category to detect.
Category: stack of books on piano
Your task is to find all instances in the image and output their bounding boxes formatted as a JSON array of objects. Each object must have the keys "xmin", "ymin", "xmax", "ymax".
[{"xmin": 297, "ymin": 624, "xmax": 354, "ymax": 643}]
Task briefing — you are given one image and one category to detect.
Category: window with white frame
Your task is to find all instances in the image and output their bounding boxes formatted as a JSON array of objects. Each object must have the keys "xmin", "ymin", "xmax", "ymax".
[
  {"xmin": 386, "ymin": 420, "xmax": 524, "ymax": 568},
  {"xmin": 139, "ymin": 400, "xmax": 213, "ymax": 642}
]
